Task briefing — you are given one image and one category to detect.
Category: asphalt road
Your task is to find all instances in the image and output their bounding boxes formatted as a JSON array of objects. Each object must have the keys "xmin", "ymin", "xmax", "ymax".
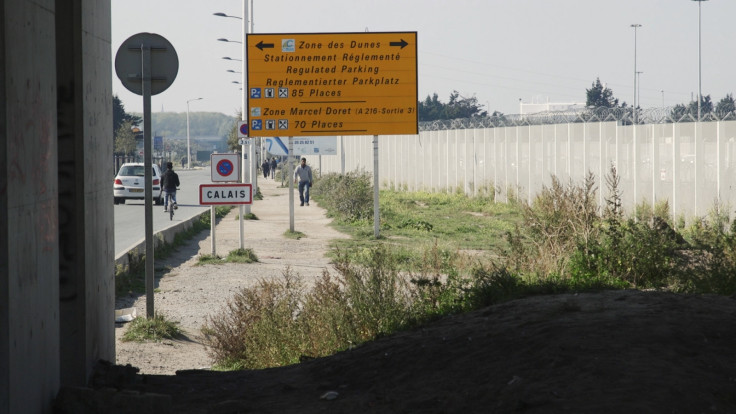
[{"xmin": 114, "ymin": 168, "xmax": 215, "ymax": 257}]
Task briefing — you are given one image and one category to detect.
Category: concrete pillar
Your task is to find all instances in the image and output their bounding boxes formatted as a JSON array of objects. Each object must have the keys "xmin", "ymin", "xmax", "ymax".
[
  {"xmin": 56, "ymin": 0, "xmax": 115, "ymax": 389},
  {"xmin": 1, "ymin": 1, "xmax": 114, "ymax": 413},
  {"xmin": 1, "ymin": 2, "xmax": 61, "ymax": 412}
]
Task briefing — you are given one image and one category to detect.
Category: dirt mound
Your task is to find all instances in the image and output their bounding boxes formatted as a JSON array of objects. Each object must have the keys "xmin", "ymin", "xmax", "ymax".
[{"xmin": 105, "ymin": 289, "xmax": 736, "ymax": 413}]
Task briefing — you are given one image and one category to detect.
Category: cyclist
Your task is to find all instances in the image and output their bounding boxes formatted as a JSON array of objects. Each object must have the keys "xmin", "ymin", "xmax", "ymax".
[{"xmin": 161, "ymin": 161, "xmax": 180, "ymax": 212}]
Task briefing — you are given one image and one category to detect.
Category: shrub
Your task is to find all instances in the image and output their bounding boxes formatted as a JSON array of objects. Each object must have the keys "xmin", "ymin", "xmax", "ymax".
[
  {"xmin": 312, "ymin": 171, "xmax": 373, "ymax": 223},
  {"xmin": 501, "ymin": 171, "xmax": 599, "ymax": 279},
  {"xmin": 202, "ymin": 269, "xmax": 306, "ymax": 369}
]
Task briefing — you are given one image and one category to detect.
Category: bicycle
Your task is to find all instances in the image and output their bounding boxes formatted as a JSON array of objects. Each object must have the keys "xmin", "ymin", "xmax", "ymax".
[{"xmin": 164, "ymin": 189, "xmax": 178, "ymax": 221}]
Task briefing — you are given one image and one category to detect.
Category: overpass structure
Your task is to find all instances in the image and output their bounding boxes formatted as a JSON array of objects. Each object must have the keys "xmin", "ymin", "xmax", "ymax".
[{"xmin": 2, "ymin": 1, "xmax": 114, "ymax": 412}]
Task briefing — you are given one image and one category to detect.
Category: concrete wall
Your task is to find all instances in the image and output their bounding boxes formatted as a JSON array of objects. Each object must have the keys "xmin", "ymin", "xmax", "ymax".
[
  {"xmin": 308, "ymin": 120, "xmax": 736, "ymax": 221},
  {"xmin": 56, "ymin": 0, "xmax": 115, "ymax": 390},
  {"xmin": 1, "ymin": 1, "xmax": 113, "ymax": 413}
]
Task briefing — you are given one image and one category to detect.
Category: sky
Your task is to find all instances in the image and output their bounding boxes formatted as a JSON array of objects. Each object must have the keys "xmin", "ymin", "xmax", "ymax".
[{"xmin": 112, "ymin": 0, "xmax": 736, "ymax": 117}]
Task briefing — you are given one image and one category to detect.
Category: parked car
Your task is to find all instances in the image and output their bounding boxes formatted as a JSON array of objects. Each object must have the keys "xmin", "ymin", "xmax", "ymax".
[{"xmin": 113, "ymin": 162, "xmax": 163, "ymax": 205}]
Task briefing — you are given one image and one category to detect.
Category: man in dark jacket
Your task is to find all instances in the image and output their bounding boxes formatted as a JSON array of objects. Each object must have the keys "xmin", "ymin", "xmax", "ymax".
[
  {"xmin": 270, "ymin": 157, "xmax": 277, "ymax": 179},
  {"xmin": 262, "ymin": 159, "xmax": 270, "ymax": 178},
  {"xmin": 161, "ymin": 161, "xmax": 180, "ymax": 212}
]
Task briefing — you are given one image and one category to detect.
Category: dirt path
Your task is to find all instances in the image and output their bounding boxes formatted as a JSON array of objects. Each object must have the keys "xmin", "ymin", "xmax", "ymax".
[{"xmin": 115, "ymin": 175, "xmax": 348, "ymax": 375}]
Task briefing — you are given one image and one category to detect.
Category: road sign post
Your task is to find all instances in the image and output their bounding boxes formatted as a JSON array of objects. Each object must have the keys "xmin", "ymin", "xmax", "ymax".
[
  {"xmin": 246, "ymin": 32, "xmax": 418, "ymax": 137},
  {"xmin": 247, "ymin": 31, "xmax": 418, "ymax": 239},
  {"xmin": 199, "ymin": 184, "xmax": 253, "ymax": 205},
  {"xmin": 210, "ymin": 153, "xmax": 241, "ymax": 182},
  {"xmin": 115, "ymin": 33, "xmax": 178, "ymax": 318}
]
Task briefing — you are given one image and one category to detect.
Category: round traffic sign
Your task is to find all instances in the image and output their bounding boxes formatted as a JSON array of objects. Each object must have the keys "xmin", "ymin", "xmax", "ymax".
[
  {"xmin": 239, "ymin": 123, "xmax": 249, "ymax": 136},
  {"xmin": 216, "ymin": 159, "xmax": 235, "ymax": 177},
  {"xmin": 115, "ymin": 33, "xmax": 179, "ymax": 96}
]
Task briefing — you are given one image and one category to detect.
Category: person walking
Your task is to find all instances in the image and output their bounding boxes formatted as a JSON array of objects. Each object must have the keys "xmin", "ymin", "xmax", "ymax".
[
  {"xmin": 161, "ymin": 161, "xmax": 180, "ymax": 212},
  {"xmin": 261, "ymin": 159, "xmax": 270, "ymax": 179},
  {"xmin": 293, "ymin": 157, "xmax": 313, "ymax": 206},
  {"xmin": 270, "ymin": 157, "xmax": 277, "ymax": 179}
]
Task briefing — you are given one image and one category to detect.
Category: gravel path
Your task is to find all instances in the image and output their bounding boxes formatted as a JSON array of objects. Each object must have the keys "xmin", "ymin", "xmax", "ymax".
[{"xmin": 115, "ymin": 175, "xmax": 348, "ymax": 375}]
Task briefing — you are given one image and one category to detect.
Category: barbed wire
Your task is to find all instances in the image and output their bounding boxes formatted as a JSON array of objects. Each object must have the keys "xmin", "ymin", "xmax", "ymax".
[{"xmin": 419, "ymin": 107, "xmax": 736, "ymax": 131}]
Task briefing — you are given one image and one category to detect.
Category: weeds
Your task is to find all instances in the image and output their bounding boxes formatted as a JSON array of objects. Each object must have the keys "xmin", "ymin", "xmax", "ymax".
[
  {"xmin": 122, "ymin": 313, "xmax": 182, "ymax": 342},
  {"xmin": 227, "ymin": 248, "xmax": 259, "ymax": 263},
  {"xmin": 201, "ymin": 169, "xmax": 736, "ymax": 372},
  {"xmin": 284, "ymin": 230, "xmax": 306, "ymax": 240}
]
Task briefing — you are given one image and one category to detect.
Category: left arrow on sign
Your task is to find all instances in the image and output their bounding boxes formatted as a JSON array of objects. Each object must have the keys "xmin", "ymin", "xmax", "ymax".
[{"xmin": 256, "ymin": 41, "xmax": 275, "ymax": 51}]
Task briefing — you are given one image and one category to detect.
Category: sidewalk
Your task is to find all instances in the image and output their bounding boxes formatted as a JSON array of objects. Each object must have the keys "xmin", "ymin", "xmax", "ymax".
[
  {"xmin": 198, "ymin": 174, "xmax": 348, "ymax": 269},
  {"xmin": 115, "ymin": 173, "xmax": 349, "ymax": 375}
]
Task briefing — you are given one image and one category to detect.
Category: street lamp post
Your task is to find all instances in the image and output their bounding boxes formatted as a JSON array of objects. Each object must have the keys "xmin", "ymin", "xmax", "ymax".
[
  {"xmin": 692, "ymin": 0, "xmax": 708, "ymax": 121},
  {"xmin": 636, "ymin": 71, "xmax": 643, "ymax": 110},
  {"xmin": 186, "ymin": 97, "xmax": 203, "ymax": 170},
  {"xmin": 630, "ymin": 24, "xmax": 641, "ymax": 124},
  {"xmin": 215, "ymin": 1, "xmax": 253, "ymax": 227}
]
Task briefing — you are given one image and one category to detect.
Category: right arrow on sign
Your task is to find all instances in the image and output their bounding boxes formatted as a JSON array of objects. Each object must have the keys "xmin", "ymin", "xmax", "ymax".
[{"xmin": 390, "ymin": 39, "xmax": 409, "ymax": 48}]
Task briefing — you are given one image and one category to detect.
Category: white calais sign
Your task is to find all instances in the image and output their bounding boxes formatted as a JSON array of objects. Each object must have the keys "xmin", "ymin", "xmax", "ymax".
[
  {"xmin": 211, "ymin": 153, "xmax": 240, "ymax": 182},
  {"xmin": 199, "ymin": 184, "xmax": 252, "ymax": 205}
]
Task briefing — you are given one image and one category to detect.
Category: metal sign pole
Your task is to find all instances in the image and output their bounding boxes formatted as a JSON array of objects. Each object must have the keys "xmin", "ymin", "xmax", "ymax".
[
  {"xmin": 141, "ymin": 44, "xmax": 155, "ymax": 318},
  {"xmin": 115, "ymin": 32, "xmax": 178, "ymax": 320},
  {"xmin": 211, "ymin": 205, "xmax": 217, "ymax": 256},
  {"xmin": 240, "ymin": 140, "xmax": 245, "ymax": 249},
  {"xmin": 373, "ymin": 135, "xmax": 380, "ymax": 238},
  {"xmin": 289, "ymin": 136, "xmax": 294, "ymax": 232}
]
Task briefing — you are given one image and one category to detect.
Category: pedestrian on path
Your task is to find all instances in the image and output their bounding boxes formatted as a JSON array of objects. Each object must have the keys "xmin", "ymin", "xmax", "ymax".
[
  {"xmin": 270, "ymin": 157, "xmax": 277, "ymax": 179},
  {"xmin": 261, "ymin": 159, "xmax": 270, "ymax": 179},
  {"xmin": 293, "ymin": 157, "xmax": 313, "ymax": 206}
]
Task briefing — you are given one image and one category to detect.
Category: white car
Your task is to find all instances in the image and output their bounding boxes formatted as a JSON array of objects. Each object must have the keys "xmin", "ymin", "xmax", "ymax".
[{"xmin": 113, "ymin": 162, "xmax": 164, "ymax": 205}]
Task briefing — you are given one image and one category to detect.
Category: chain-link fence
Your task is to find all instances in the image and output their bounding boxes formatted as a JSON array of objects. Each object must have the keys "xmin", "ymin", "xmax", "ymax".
[
  {"xmin": 419, "ymin": 107, "xmax": 736, "ymax": 131},
  {"xmin": 306, "ymin": 115, "xmax": 736, "ymax": 220}
]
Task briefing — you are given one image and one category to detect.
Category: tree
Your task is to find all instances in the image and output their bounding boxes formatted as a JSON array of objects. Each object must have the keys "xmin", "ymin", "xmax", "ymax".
[
  {"xmin": 114, "ymin": 120, "xmax": 137, "ymax": 156},
  {"xmin": 113, "ymin": 95, "xmax": 141, "ymax": 134},
  {"xmin": 586, "ymin": 78, "xmax": 621, "ymax": 108},
  {"xmin": 687, "ymin": 95, "xmax": 713, "ymax": 118},
  {"xmin": 417, "ymin": 91, "xmax": 486, "ymax": 121},
  {"xmin": 670, "ymin": 104, "xmax": 689, "ymax": 121},
  {"xmin": 226, "ymin": 112, "xmax": 242, "ymax": 152},
  {"xmin": 670, "ymin": 95, "xmax": 714, "ymax": 121},
  {"xmin": 113, "ymin": 95, "xmax": 142, "ymax": 154},
  {"xmin": 715, "ymin": 94, "xmax": 735, "ymax": 119}
]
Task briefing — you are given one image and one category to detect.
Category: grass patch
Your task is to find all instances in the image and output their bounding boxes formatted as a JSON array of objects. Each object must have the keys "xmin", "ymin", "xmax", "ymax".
[
  {"xmin": 227, "ymin": 248, "xmax": 259, "ymax": 263},
  {"xmin": 197, "ymin": 248, "xmax": 259, "ymax": 265},
  {"xmin": 122, "ymin": 313, "xmax": 182, "ymax": 342},
  {"xmin": 233, "ymin": 212, "xmax": 258, "ymax": 220},
  {"xmin": 197, "ymin": 254, "xmax": 223, "ymax": 265},
  {"xmin": 284, "ymin": 230, "xmax": 306, "ymax": 240}
]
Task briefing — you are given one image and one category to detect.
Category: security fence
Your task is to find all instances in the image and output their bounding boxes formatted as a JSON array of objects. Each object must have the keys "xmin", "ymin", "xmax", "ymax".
[{"xmin": 305, "ymin": 112, "xmax": 736, "ymax": 221}]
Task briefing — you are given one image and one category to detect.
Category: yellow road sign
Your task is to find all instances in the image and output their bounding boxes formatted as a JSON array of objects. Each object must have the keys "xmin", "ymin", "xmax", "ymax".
[{"xmin": 246, "ymin": 32, "xmax": 417, "ymax": 137}]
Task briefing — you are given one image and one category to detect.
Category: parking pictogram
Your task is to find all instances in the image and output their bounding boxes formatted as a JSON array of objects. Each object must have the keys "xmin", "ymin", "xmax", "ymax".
[
  {"xmin": 251, "ymin": 119, "xmax": 262, "ymax": 130},
  {"xmin": 250, "ymin": 88, "xmax": 261, "ymax": 98},
  {"xmin": 216, "ymin": 159, "xmax": 234, "ymax": 177},
  {"xmin": 278, "ymin": 88, "xmax": 289, "ymax": 98}
]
